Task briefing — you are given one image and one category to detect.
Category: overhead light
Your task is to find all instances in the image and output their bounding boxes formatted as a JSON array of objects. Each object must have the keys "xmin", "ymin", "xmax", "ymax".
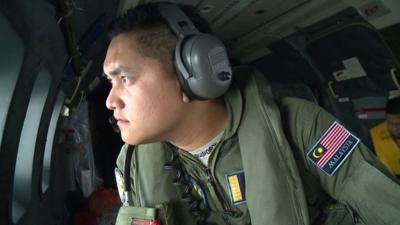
[{"xmin": 200, "ymin": 5, "xmax": 213, "ymax": 13}]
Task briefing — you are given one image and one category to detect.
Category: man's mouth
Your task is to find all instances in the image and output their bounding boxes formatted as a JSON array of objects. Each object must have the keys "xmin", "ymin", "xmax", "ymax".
[
  {"xmin": 117, "ymin": 119, "xmax": 130, "ymax": 128},
  {"xmin": 114, "ymin": 116, "xmax": 130, "ymax": 127}
]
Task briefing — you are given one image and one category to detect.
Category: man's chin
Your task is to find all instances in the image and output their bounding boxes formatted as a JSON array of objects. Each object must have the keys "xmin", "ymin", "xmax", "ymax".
[
  {"xmin": 120, "ymin": 133, "xmax": 152, "ymax": 145},
  {"xmin": 121, "ymin": 136, "xmax": 139, "ymax": 145},
  {"xmin": 119, "ymin": 129, "xmax": 164, "ymax": 145},
  {"xmin": 120, "ymin": 132, "xmax": 137, "ymax": 145}
]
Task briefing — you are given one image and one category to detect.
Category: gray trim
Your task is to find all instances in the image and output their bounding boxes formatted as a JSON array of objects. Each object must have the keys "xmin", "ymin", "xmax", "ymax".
[
  {"xmin": 12, "ymin": 68, "xmax": 51, "ymax": 223},
  {"xmin": 0, "ymin": 13, "xmax": 24, "ymax": 148},
  {"xmin": 41, "ymin": 91, "xmax": 65, "ymax": 194}
]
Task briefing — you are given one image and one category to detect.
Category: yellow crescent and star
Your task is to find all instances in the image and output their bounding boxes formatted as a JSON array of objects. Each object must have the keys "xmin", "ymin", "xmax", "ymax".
[{"xmin": 313, "ymin": 146, "xmax": 325, "ymax": 159}]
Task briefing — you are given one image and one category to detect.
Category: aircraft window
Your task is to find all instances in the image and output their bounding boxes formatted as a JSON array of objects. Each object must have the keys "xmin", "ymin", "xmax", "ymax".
[
  {"xmin": 12, "ymin": 68, "xmax": 51, "ymax": 223},
  {"xmin": 0, "ymin": 13, "xmax": 24, "ymax": 147},
  {"xmin": 41, "ymin": 92, "xmax": 64, "ymax": 194}
]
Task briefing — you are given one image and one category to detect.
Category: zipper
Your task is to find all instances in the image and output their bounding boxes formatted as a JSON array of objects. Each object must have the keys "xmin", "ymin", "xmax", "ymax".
[
  {"xmin": 178, "ymin": 147, "xmax": 235, "ymax": 214},
  {"xmin": 206, "ymin": 168, "xmax": 231, "ymax": 212}
]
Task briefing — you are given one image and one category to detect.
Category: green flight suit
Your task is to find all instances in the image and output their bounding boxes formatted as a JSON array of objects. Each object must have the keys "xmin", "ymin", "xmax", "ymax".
[{"xmin": 114, "ymin": 66, "xmax": 400, "ymax": 225}]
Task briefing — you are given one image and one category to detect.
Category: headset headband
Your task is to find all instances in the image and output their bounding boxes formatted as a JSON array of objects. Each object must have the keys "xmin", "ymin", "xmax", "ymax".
[{"xmin": 158, "ymin": 3, "xmax": 199, "ymax": 38}]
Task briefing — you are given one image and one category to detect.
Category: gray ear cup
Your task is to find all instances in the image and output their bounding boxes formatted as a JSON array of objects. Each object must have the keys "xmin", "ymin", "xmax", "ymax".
[
  {"xmin": 175, "ymin": 33, "xmax": 232, "ymax": 99},
  {"xmin": 158, "ymin": 3, "xmax": 232, "ymax": 100}
]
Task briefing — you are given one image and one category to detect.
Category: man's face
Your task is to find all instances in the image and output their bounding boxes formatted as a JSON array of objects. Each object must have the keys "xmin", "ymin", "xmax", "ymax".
[
  {"xmin": 103, "ymin": 33, "xmax": 185, "ymax": 144},
  {"xmin": 387, "ymin": 113, "xmax": 400, "ymax": 139}
]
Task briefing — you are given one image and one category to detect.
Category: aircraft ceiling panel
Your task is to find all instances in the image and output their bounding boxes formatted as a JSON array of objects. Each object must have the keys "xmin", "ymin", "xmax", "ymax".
[
  {"xmin": 195, "ymin": 0, "xmax": 243, "ymax": 22},
  {"xmin": 203, "ymin": 0, "xmax": 310, "ymax": 40},
  {"xmin": 122, "ymin": 0, "xmax": 310, "ymax": 41}
]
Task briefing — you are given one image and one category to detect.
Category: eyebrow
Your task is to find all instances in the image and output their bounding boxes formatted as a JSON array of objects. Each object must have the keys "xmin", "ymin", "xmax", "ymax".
[
  {"xmin": 107, "ymin": 67, "xmax": 122, "ymax": 77},
  {"xmin": 103, "ymin": 65, "xmax": 137, "ymax": 78}
]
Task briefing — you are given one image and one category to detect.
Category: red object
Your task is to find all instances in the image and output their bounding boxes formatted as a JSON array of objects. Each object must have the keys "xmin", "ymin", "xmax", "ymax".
[
  {"xmin": 88, "ymin": 187, "xmax": 121, "ymax": 217},
  {"xmin": 356, "ymin": 107, "xmax": 386, "ymax": 113},
  {"xmin": 131, "ymin": 219, "xmax": 161, "ymax": 225}
]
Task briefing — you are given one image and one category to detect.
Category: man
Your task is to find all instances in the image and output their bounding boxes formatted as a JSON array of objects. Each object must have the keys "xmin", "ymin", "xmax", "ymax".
[
  {"xmin": 103, "ymin": 3, "xmax": 400, "ymax": 225},
  {"xmin": 371, "ymin": 97, "xmax": 400, "ymax": 178}
]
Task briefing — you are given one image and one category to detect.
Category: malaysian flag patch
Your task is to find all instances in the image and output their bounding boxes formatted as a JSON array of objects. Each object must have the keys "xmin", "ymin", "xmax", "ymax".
[{"xmin": 307, "ymin": 121, "xmax": 360, "ymax": 176}]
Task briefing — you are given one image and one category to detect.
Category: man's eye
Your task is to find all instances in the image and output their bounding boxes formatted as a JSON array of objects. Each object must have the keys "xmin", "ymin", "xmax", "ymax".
[{"xmin": 121, "ymin": 76, "xmax": 133, "ymax": 84}]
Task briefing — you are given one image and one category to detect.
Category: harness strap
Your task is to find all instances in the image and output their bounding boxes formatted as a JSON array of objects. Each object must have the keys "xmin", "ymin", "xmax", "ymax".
[{"xmin": 124, "ymin": 145, "xmax": 135, "ymax": 192}]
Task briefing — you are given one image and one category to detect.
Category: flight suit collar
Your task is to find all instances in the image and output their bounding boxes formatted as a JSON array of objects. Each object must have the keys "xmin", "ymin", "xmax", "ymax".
[
  {"xmin": 174, "ymin": 85, "xmax": 243, "ymax": 164},
  {"xmin": 223, "ymin": 85, "xmax": 243, "ymax": 140},
  {"xmin": 175, "ymin": 85, "xmax": 243, "ymax": 164}
]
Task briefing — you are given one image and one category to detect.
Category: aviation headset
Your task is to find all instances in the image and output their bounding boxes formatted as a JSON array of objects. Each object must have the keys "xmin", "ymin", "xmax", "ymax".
[{"xmin": 158, "ymin": 3, "xmax": 232, "ymax": 100}]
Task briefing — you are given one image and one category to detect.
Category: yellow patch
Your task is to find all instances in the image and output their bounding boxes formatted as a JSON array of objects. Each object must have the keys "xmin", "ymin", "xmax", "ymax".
[
  {"xmin": 229, "ymin": 175, "xmax": 243, "ymax": 202},
  {"xmin": 226, "ymin": 170, "xmax": 246, "ymax": 205}
]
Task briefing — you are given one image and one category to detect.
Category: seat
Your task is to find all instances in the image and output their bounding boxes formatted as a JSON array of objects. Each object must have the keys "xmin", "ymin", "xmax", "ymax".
[{"xmin": 271, "ymin": 82, "xmax": 318, "ymax": 104}]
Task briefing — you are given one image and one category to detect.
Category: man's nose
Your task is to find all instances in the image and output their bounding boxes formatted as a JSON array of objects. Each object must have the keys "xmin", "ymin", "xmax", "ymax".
[{"xmin": 106, "ymin": 87, "xmax": 124, "ymax": 110}]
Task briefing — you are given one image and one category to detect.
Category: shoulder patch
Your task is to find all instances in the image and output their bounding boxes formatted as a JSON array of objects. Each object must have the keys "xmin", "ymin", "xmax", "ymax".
[
  {"xmin": 189, "ymin": 176, "xmax": 208, "ymax": 208},
  {"xmin": 307, "ymin": 121, "xmax": 360, "ymax": 176},
  {"xmin": 226, "ymin": 170, "xmax": 246, "ymax": 206}
]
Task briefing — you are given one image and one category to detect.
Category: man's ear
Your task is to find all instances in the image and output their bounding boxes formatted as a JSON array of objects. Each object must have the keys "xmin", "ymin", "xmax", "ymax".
[{"xmin": 182, "ymin": 92, "xmax": 191, "ymax": 103}]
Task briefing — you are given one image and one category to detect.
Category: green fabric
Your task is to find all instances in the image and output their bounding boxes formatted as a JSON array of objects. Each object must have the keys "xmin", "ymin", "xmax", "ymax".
[
  {"xmin": 155, "ymin": 203, "xmax": 176, "ymax": 225},
  {"xmin": 278, "ymin": 96, "xmax": 400, "ymax": 225},
  {"xmin": 116, "ymin": 143, "xmax": 198, "ymax": 224},
  {"xmin": 176, "ymin": 134, "xmax": 251, "ymax": 224},
  {"xmin": 234, "ymin": 66, "xmax": 309, "ymax": 225},
  {"xmin": 115, "ymin": 66, "xmax": 400, "ymax": 225}
]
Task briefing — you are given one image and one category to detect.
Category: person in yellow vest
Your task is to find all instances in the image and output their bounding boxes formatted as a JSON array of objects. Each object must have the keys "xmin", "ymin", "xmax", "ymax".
[{"xmin": 371, "ymin": 97, "xmax": 400, "ymax": 177}]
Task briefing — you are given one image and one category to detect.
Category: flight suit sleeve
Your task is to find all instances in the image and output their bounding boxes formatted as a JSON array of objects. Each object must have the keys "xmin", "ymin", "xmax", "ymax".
[{"xmin": 279, "ymin": 97, "xmax": 400, "ymax": 225}]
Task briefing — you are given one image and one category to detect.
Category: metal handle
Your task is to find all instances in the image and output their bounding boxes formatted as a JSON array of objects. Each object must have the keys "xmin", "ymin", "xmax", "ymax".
[
  {"xmin": 391, "ymin": 67, "xmax": 400, "ymax": 89},
  {"xmin": 328, "ymin": 81, "xmax": 339, "ymax": 98}
]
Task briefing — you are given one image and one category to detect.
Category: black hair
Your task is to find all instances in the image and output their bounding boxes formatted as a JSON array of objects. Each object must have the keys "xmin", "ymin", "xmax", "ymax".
[
  {"xmin": 386, "ymin": 96, "xmax": 400, "ymax": 114},
  {"xmin": 107, "ymin": 3, "xmax": 211, "ymax": 74}
]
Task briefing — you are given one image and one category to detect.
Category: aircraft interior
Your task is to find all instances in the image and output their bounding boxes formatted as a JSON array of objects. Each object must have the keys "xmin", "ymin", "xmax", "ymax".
[{"xmin": 0, "ymin": 0, "xmax": 399, "ymax": 224}]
